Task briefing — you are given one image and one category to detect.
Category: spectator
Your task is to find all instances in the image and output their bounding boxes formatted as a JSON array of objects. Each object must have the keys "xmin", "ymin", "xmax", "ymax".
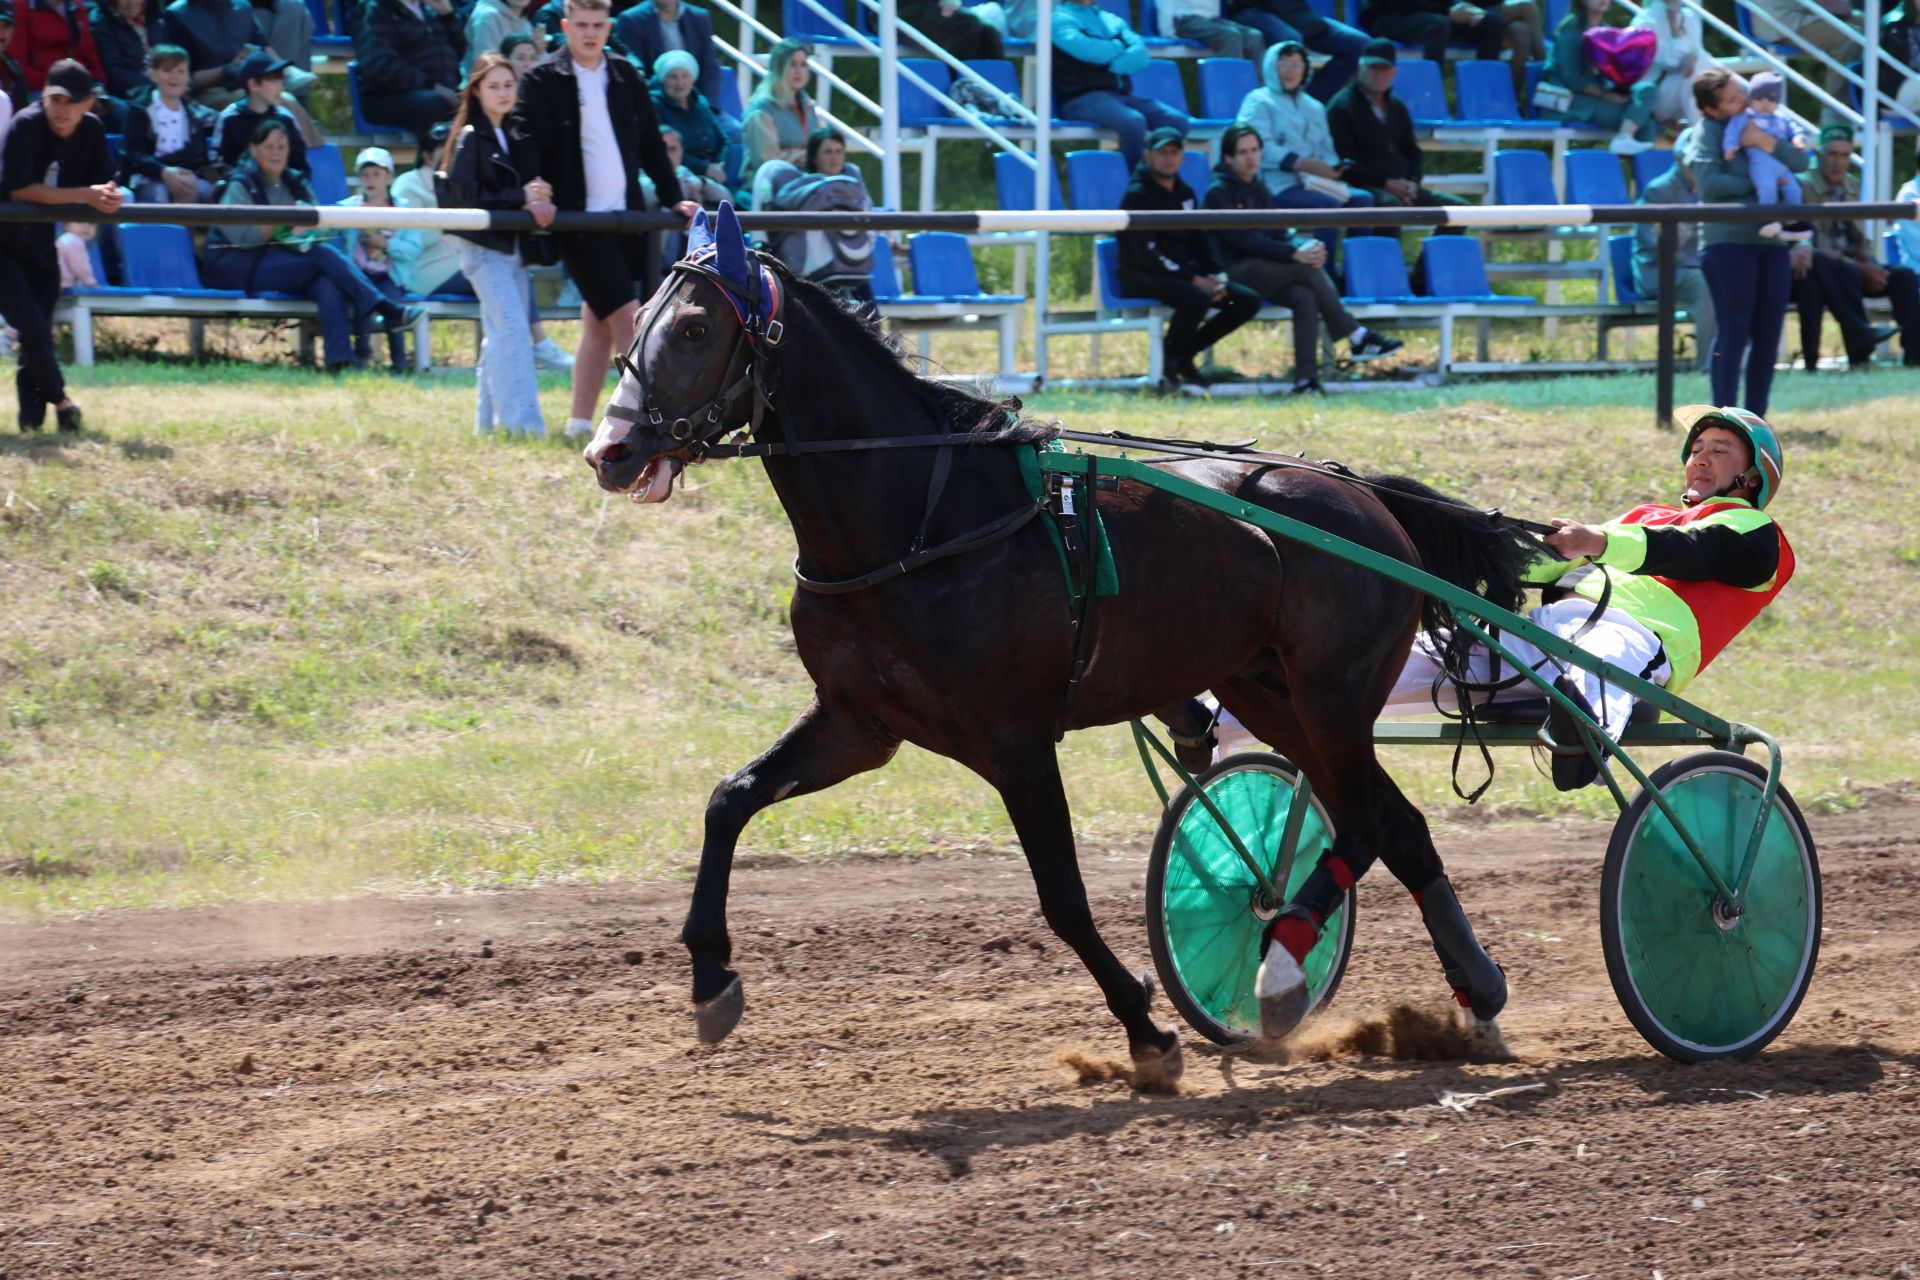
[
  {"xmin": 0, "ymin": 60, "xmax": 119, "ymax": 433},
  {"xmin": 202, "ymin": 115, "xmax": 421, "ymax": 372},
  {"xmin": 1632, "ymin": 126, "xmax": 1714, "ymax": 371},
  {"xmin": 161, "ymin": 0, "xmax": 312, "ymax": 108},
  {"xmin": 92, "ymin": 0, "xmax": 162, "ymax": 107},
  {"xmin": 1723, "ymin": 71, "xmax": 1805, "ymax": 237},
  {"xmin": 120, "ymin": 43, "xmax": 222, "ymax": 200},
  {"xmin": 355, "ymin": 0, "xmax": 465, "ymax": 148},
  {"xmin": 1689, "ymin": 66, "xmax": 1806, "ymax": 416},
  {"xmin": 739, "ymin": 37, "xmax": 817, "ymax": 172},
  {"xmin": 512, "ymin": 0, "xmax": 693, "ymax": 438},
  {"xmin": 1052, "ymin": 0, "xmax": 1188, "ymax": 170},
  {"xmin": 1153, "ymin": 0, "xmax": 1258, "ymax": 59},
  {"xmin": 898, "ymin": 0, "xmax": 1003, "ymax": 60},
  {"xmin": 975, "ymin": 0, "xmax": 1034, "ymax": 41},
  {"xmin": 1628, "ymin": 0, "xmax": 1702, "ymax": 127},
  {"xmin": 245, "ymin": 0, "xmax": 310, "ymax": 82},
  {"xmin": 463, "ymin": 0, "xmax": 536, "ymax": 77},
  {"xmin": 1204, "ymin": 123, "xmax": 1400, "ymax": 394},
  {"xmin": 336, "ymin": 145, "xmax": 409, "ymax": 372},
  {"xmin": 501, "ymin": 28, "xmax": 538, "ymax": 75},
  {"xmin": 0, "ymin": 2, "xmax": 27, "ymax": 109},
  {"xmin": 440, "ymin": 51, "xmax": 548, "ymax": 435},
  {"xmin": 1894, "ymin": 137, "xmax": 1920, "ymax": 266},
  {"xmin": 213, "ymin": 51, "xmax": 318, "ymax": 169},
  {"xmin": 1326, "ymin": 40, "xmax": 1464, "ymax": 210},
  {"xmin": 754, "ymin": 126, "xmax": 874, "ymax": 301},
  {"xmin": 1539, "ymin": 0, "xmax": 1656, "ymax": 155},
  {"xmin": 616, "ymin": 0, "xmax": 719, "ymax": 98},
  {"xmin": 1225, "ymin": 0, "xmax": 1365, "ymax": 101},
  {"xmin": 1233, "ymin": 39, "xmax": 1374, "ymax": 256},
  {"xmin": 55, "ymin": 219, "xmax": 95, "ymax": 286},
  {"xmin": 651, "ymin": 123, "xmax": 727, "ymax": 205},
  {"xmin": 1360, "ymin": 0, "xmax": 1506, "ymax": 65},
  {"xmin": 649, "ymin": 47, "xmax": 723, "ymax": 180},
  {"xmin": 1117, "ymin": 126, "xmax": 1260, "ymax": 388},
  {"xmin": 7, "ymin": 0, "xmax": 105, "ymax": 92},
  {"xmin": 1751, "ymin": 0, "xmax": 1856, "ymax": 116},
  {"xmin": 1882, "ymin": 4, "xmax": 1920, "ymax": 120},
  {"xmin": 1792, "ymin": 124, "xmax": 1919, "ymax": 369}
]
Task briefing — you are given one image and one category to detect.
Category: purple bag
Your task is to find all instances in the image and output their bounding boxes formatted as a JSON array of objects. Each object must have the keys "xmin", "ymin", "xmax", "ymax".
[{"xmin": 1582, "ymin": 26, "xmax": 1657, "ymax": 91}]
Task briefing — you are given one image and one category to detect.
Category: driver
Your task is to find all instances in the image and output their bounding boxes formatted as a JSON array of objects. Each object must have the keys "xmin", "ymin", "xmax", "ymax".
[{"xmin": 1219, "ymin": 406, "xmax": 1794, "ymax": 789}]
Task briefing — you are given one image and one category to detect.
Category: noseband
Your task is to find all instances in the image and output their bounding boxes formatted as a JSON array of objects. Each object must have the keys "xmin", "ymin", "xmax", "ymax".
[{"xmin": 605, "ymin": 247, "xmax": 787, "ymax": 453}]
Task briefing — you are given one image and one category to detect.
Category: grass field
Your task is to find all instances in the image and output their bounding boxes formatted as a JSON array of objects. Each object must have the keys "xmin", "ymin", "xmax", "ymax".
[{"xmin": 2, "ymin": 360, "xmax": 1917, "ymax": 917}]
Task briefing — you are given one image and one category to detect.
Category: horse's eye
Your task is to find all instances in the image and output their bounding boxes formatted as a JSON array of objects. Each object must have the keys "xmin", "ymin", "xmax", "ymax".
[{"xmin": 683, "ymin": 322, "xmax": 708, "ymax": 341}]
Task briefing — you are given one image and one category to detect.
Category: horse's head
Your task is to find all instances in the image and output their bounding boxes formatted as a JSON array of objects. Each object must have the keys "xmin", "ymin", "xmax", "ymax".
[{"xmin": 584, "ymin": 202, "xmax": 787, "ymax": 502}]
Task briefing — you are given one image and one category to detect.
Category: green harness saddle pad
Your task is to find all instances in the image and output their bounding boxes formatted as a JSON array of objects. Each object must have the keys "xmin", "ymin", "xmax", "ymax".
[{"xmin": 1017, "ymin": 442, "xmax": 1119, "ymax": 601}]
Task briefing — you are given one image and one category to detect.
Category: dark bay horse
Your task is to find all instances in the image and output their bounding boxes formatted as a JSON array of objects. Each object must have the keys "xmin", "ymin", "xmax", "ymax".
[{"xmin": 583, "ymin": 207, "xmax": 1535, "ymax": 1086}]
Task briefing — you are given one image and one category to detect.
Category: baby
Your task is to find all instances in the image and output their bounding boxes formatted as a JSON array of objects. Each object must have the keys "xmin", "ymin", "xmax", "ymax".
[
  {"xmin": 55, "ymin": 222, "xmax": 97, "ymax": 289},
  {"xmin": 1724, "ymin": 72, "xmax": 1807, "ymax": 238}
]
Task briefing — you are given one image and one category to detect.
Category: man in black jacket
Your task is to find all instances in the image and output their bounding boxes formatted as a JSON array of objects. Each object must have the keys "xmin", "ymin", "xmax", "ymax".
[
  {"xmin": 512, "ymin": 0, "xmax": 694, "ymax": 438},
  {"xmin": 353, "ymin": 0, "xmax": 463, "ymax": 146},
  {"xmin": 121, "ymin": 43, "xmax": 224, "ymax": 200},
  {"xmin": 1117, "ymin": 127, "xmax": 1261, "ymax": 388},
  {"xmin": 1325, "ymin": 39, "xmax": 1464, "ymax": 209},
  {"xmin": 0, "ymin": 60, "xmax": 120, "ymax": 433}
]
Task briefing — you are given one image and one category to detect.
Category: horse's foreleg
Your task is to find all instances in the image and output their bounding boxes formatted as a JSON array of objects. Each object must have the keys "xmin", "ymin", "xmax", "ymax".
[
  {"xmin": 685, "ymin": 694, "xmax": 899, "ymax": 1042},
  {"xmin": 990, "ymin": 745, "xmax": 1181, "ymax": 1087}
]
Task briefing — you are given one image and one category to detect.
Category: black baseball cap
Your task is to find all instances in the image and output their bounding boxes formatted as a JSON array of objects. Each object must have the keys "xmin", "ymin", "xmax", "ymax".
[
  {"xmin": 0, "ymin": 1, "xmax": 16, "ymax": 22},
  {"xmin": 237, "ymin": 50, "xmax": 292, "ymax": 83},
  {"xmin": 41, "ymin": 59, "xmax": 95, "ymax": 100},
  {"xmin": 1145, "ymin": 125, "xmax": 1186, "ymax": 151},
  {"xmin": 1359, "ymin": 38, "xmax": 1397, "ymax": 67}
]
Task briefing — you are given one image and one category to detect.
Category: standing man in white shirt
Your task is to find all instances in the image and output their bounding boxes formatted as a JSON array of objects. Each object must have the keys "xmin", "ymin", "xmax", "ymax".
[{"xmin": 513, "ymin": 0, "xmax": 696, "ymax": 439}]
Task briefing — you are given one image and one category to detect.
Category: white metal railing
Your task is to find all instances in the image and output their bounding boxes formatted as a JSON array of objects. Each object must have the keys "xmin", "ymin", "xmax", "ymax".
[
  {"xmin": 705, "ymin": 0, "xmax": 885, "ymax": 117},
  {"xmin": 849, "ymin": 0, "xmax": 1035, "ymax": 122},
  {"xmin": 712, "ymin": 35, "xmax": 886, "ymax": 156}
]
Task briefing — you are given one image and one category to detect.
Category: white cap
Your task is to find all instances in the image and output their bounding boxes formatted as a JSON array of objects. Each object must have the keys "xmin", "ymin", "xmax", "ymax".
[{"xmin": 354, "ymin": 146, "xmax": 395, "ymax": 173}]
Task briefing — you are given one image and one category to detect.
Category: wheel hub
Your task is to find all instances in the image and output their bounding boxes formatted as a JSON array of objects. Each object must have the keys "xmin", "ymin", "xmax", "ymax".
[{"xmin": 1711, "ymin": 895, "xmax": 1744, "ymax": 931}]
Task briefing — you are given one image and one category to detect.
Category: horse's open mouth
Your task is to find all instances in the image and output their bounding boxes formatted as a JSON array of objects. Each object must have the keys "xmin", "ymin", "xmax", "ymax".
[{"xmin": 625, "ymin": 456, "xmax": 683, "ymax": 504}]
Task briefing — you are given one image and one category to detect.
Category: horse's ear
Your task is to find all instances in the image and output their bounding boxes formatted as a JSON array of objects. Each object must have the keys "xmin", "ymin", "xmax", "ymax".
[
  {"xmin": 684, "ymin": 207, "xmax": 713, "ymax": 257},
  {"xmin": 714, "ymin": 200, "xmax": 750, "ymax": 290}
]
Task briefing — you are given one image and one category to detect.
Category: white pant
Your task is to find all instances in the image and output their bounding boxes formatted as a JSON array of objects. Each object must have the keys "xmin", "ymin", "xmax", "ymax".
[{"xmin": 1215, "ymin": 598, "xmax": 1671, "ymax": 754}]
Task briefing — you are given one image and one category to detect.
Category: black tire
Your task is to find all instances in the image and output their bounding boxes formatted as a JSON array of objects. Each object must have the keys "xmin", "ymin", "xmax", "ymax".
[
  {"xmin": 1600, "ymin": 750, "xmax": 1821, "ymax": 1063},
  {"xmin": 1145, "ymin": 751, "xmax": 1356, "ymax": 1045}
]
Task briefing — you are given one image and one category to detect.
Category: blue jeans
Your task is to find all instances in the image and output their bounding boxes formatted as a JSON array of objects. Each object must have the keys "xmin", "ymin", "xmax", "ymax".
[
  {"xmin": 1273, "ymin": 183, "xmax": 1376, "ymax": 260},
  {"xmin": 357, "ymin": 272, "xmax": 408, "ymax": 370},
  {"xmin": 1701, "ymin": 241, "xmax": 1791, "ymax": 417},
  {"xmin": 204, "ymin": 244, "xmax": 387, "ymax": 369},
  {"xmin": 1226, "ymin": 0, "xmax": 1368, "ymax": 100},
  {"xmin": 457, "ymin": 239, "xmax": 546, "ymax": 437},
  {"xmin": 1058, "ymin": 90, "xmax": 1189, "ymax": 169}
]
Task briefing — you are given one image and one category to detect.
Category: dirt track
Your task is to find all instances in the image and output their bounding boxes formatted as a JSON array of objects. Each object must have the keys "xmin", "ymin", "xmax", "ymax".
[{"xmin": 3, "ymin": 798, "xmax": 1919, "ymax": 1279}]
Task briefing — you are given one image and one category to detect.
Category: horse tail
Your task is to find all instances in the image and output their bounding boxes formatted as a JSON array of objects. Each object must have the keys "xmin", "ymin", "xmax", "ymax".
[{"xmin": 1361, "ymin": 473, "xmax": 1544, "ymax": 678}]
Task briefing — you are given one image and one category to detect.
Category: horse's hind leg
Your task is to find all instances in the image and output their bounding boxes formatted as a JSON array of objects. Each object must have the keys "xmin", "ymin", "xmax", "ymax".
[
  {"xmin": 684, "ymin": 694, "xmax": 899, "ymax": 1043},
  {"xmin": 987, "ymin": 742, "xmax": 1182, "ymax": 1088}
]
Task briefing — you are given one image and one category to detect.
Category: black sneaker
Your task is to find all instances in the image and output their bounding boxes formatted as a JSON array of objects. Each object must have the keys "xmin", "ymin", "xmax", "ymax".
[
  {"xmin": 55, "ymin": 403, "xmax": 82, "ymax": 434},
  {"xmin": 374, "ymin": 302, "xmax": 424, "ymax": 332},
  {"xmin": 18, "ymin": 415, "xmax": 42, "ymax": 433},
  {"xmin": 1542, "ymin": 675, "xmax": 1602, "ymax": 791},
  {"xmin": 1290, "ymin": 377, "xmax": 1326, "ymax": 396},
  {"xmin": 1174, "ymin": 359, "xmax": 1211, "ymax": 389},
  {"xmin": 1350, "ymin": 331, "xmax": 1404, "ymax": 361}
]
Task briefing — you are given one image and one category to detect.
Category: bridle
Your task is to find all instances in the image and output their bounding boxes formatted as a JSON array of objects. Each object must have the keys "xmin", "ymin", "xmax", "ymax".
[{"xmin": 603, "ymin": 246, "xmax": 787, "ymax": 457}]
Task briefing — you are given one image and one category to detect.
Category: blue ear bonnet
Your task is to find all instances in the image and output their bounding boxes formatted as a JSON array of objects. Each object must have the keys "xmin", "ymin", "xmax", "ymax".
[{"xmin": 678, "ymin": 200, "xmax": 784, "ymax": 344}]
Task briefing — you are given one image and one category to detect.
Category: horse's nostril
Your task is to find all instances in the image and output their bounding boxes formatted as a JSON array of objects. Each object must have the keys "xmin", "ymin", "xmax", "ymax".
[{"xmin": 597, "ymin": 440, "xmax": 630, "ymax": 469}]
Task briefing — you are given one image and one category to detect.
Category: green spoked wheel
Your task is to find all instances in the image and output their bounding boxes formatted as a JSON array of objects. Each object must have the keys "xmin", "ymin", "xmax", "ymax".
[
  {"xmin": 1145, "ymin": 752, "xmax": 1354, "ymax": 1045},
  {"xmin": 1600, "ymin": 750, "xmax": 1821, "ymax": 1063}
]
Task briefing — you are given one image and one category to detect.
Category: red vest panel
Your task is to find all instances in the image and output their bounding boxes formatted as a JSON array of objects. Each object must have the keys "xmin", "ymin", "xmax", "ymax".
[{"xmin": 1617, "ymin": 500, "xmax": 1795, "ymax": 675}]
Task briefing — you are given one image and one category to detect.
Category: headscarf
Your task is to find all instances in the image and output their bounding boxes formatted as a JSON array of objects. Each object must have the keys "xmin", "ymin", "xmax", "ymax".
[{"xmin": 651, "ymin": 48, "xmax": 700, "ymax": 92}]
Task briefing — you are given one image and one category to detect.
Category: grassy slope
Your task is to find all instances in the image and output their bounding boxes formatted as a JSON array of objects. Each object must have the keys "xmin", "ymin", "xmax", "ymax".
[{"xmin": 2, "ymin": 363, "xmax": 1917, "ymax": 915}]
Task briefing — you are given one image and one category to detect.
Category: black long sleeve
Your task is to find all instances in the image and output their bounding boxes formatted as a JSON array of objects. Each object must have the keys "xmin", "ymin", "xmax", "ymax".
[{"xmin": 1634, "ymin": 522, "xmax": 1781, "ymax": 587}]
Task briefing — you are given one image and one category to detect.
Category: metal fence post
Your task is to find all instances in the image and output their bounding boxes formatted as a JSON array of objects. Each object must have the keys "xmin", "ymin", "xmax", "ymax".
[{"xmin": 1655, "ymin": 218, "xmax": 1677, "ymax": 430}]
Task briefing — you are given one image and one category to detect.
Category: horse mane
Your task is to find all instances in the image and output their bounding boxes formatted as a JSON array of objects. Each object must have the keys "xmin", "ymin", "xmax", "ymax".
[{"xmin": 761, "ymin": 255, "xmax": 1058, "ymax": 447}]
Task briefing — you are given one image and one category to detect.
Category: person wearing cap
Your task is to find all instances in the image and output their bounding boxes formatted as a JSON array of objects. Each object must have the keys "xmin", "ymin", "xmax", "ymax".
[
  {"xmin": 1538, "ymin": 0, "xmax": 1657, "ymax": 155},
  {"xmin": 1151, "ymin": 0, "xmax": 1260, "ymax": 61},
  {"xmin": 1204, "ymin": 123, "xmax": 1402, "ymax": 393},
  {"xmin": 0, "ymin": 2, "xmax": 27, "ymax": 109},
  {"xmin": 158, "ymin": 0, "xmax": 312, "ymax": 109},
  {"xmin": 332, "ymin": 144, "xmax": 411, "ymax": 372},
  {"xmin": 355, "ymin": 0, "xmax": 465, "ymax": 148},
  {"xmin": 1325, "ymin": 39, "xmax": 1464, "ymax": 210},
  {"xmin": 1632, "ymin": 126, "xmax": 1714, "ymax": 372},
  {"xmin": 1051, "ymin": 0, "xmax": 1189, "ymax": 170},
  {"xmin": 1222, "ymin": 0, "xmax": 1365, "ymax": 102},
  {"xmin": 1721, "ymin": 71, "xmax": 1806, "ymax": 236},
  {"xmin": 1687, "ymin": 67, "xmax": 1809, "ymax": 416},
  {"xmin": 212, "ymin": 49, "xmax": 317, "ymax": 169},
  {"xmin": 1790, "ymin": 123, "xmax": 1920, "ymax": 370},
  {"xmin": 0, "ymin": 59, "xmax": 118, "ymax": 433},
  {"xmin": 1117, "ymin": 126, "xmax": 1261, "ymax": 388},
  {"xmin": 648, "ymin": 47, "xmax": 724, "ymax": 182},
  {"xmin": 1361, "ymin": 0, "xmax": 1507, "ymax": 67},
  {"xmin": 1377, "ymin": 407, "xmax": 1793, "ymax": 790},
  {"xmin": 1233, "ymin": 40, "xmax": 1375, "ymax": 251},
  {"xmin": 6, "ymin": 0, "xmax": 104, "ymax": 92},
  {"xmin": 120, "ymin": 43, "xmax": 222, "ymax": 201}
]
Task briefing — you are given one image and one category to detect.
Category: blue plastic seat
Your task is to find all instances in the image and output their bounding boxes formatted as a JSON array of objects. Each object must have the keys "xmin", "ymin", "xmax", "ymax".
[
  {"xmin": 1094, "ymin": 236, "xmax": 1163, "ymax": 308},
  {"xmin": 1887, "ymin": 228, "xmax": 1904, "ymax": 266},
  {"xmin": 1096, "ymin": 0, "xmax": 1131, "ymax": 24},
  {"xmin": 1734, "ymin": 3, "xmax": 1799, "ymax": 58},
  {"xmin": 1563, "ymin": 148, "xmax": 1630, "ymax": 206},
  {"xmin": 70, "ymin": 233, "xmax": 151, "ymax": 297},
  {"xmin": 1455, "ymin": 60, "xmax": 1552, "ymax": 127},
  {"xmin": 1340, "ymin": 235, "xmax": 1423, "ymax": 303},
  {"xmin": 1609, "ymin": 232, "xmax": 1643, "ymax": 303},
  {"xmin": 1197, "ymin": 57, "xmax": 1258, "ymax": 122},
  {"xmin": 347, "ymin": 62, "xmax": 409, "ymax": 135},
  {"xmin": 782, "ymin": 0, "xmax": 868, "ymax": 47},
  {"xmin": 1492, "ymin": 148, "xmax": 1559, "ymax": 204},
  {"xmin": 897, "ymin": 58, "xmax": 951, "ymax": 126},
  {"xmin": 1129, "ymin": 59, "xmax": 1191, "ymax": 115},
  {"xmin": 1178, "ymin": 148, "xmax": 1211, "ymax": 196},
  {"xmin": 119, "ymin": 224, "xmax": 245, "ymax": 297},
  {"xmin": 717, "ymin": 73, "xmax": 744, "ymax": 120},
  {"xmin": 908, "ymin": 232, "xmax": 1024, "ymax": 301},
  {"xmin": 306, "ymin": 0, "xmax": 353, "ymax": 53},
  {"xmin": 1417, "ymin": 236, "xmax": 1530, "ymax": 302},
  {"xmin": 1394, "ymin": 58, "xmax": 1450, "ymax": 126},
  {"xmin": 306, "ymin": 143, "xmax": 350, "ymax": 205},
  {"xmin": 1630, "ymin": 146, "xmax": 1675, "ymax": 193},
  {"xmin": 1067, "ymin": 149, "xmax": 1130, "ymax": 210},
  {"xmin": 994, "ymin": 150, "xmax": 1066, "ymax": 210},
  {"xmin": 870, "ymin": 237, "xmax": 908, "ymax": 300},
  {"xmin": 1138, "ymin": 0, "xmax": 1206, "ymax": 46}
]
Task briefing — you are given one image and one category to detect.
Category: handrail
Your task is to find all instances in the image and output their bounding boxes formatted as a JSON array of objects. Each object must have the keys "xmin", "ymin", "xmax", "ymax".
[
  {"xmin": 1690, "ymin": 0, "xmax": 1861, "ymax": 124},
  {"xmin": 713, "ymin": 35, "xmax": 886, "ymax": 156},
  {"xmin": 703, "ymin": 0, "xmax": 886, "ymax": 117},
  {"xmin": 849, "ymin": 0, "xmax": 1036, "ymax": 122}
]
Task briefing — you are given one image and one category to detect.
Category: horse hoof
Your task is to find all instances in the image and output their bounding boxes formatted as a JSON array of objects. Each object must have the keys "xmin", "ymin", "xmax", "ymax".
[
  {"xmin": 1468, "ymin": 1015, "xmax": 1513, "ymax": 1061},
  {"xmin": 1131, "ymin": 1035, "xmax": 1184, "ymax": 1091},
  {"xmin": 693, "ymin": 975, "xmax": 745, "ymax": 1044},
  {"xmin": 1255, "ymin": 946, "xmax": 1310, "ymax": 1040}
]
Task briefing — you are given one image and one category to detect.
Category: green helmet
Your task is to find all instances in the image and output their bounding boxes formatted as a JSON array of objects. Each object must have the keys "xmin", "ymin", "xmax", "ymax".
[{"xmin": 1676, "ymin": 405, "xmax": 1783, "ymax": 509}]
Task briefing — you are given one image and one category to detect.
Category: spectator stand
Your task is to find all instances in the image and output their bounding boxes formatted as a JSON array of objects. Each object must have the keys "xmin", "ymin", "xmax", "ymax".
[
  {"xmin": 868, "ymin": 231, "xmax": 1026, "ymax": 378},
  {"xmin": 892, "ymin": 57, "xmax": 1095, "ymax": 212}
]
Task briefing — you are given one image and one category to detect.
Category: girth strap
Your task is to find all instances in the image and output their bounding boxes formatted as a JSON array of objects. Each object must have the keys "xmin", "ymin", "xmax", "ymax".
[{"xmin": 793, "ymin": 498, "xmax": 1045, "ymax": 595}]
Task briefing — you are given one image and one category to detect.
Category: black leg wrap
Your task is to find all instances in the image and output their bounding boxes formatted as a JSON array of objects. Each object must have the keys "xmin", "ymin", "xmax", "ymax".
[
  {"xmin": 1417, "ymin": 875, "xmax": 1507, "ymax": 1021},
  {"xmin": 1290, "ymin": 858, "xmax": 1352, "ymax": 923}
]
